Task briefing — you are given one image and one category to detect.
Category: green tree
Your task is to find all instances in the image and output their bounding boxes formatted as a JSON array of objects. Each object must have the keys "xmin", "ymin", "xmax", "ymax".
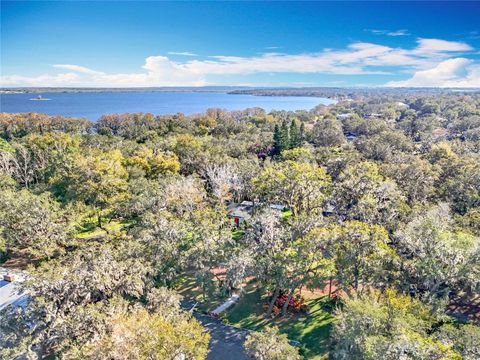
[
  {"xmin": 331, "ymin": 289, "xmax": 462, "ymax": 360},
  {"xmin": 253, "ymin": 160, "xmax": 332, "ymax": 216},
  {"xmin": 381, "ymin": 156, "xmax": 438, "ymax": 205},
  {"xmin": 238, "ymin": 210, "xmax": 333, "ymax": 316},
  {"xmin": 133, "ymin": 176, "xmax": 230, "ymax": 295},
  {"xmin": 289, "ymin": 119, "xmax": 301, "ymax": 149},
  {"xmin": 0, "ymin": 243, "xmax": 150, "ymax": 358},
  {"xmin": 281, "ymin": 146, "xmax": 315, "ymax": 163},
  {"xmin": 435, "ymin": 323, "xmax": 480, "ymax": 360},
  {"xmin": 244, "ymin": 327, "xmax": 301, "ymax": 360},
  {"xmin": 330, "ymin": 221, "xmax": 396, "ymax": 294},
  {"xmin": 81, "ymin": 307, "xmax": 210, "ymax": 360},
  {"xmin": 125, "ymin": 146, "xmax": 180, "ymax": 179},
  {"xmin": 23, "ymin": 132, "xmax": 82, "ymax": 184},
  {"xmin": 299, "ymin": 122, "xmax": 305, "ymax": 142},
  {"xmin": 172, "ymin": 133, "xmax": 204, "ymax": 174},
  {"xmin": 311, "ymin": 117, "xmax": 345, "ymax": 147},
  {"xmin": 443, "ymin": 156, "xmax": 480, "ymax": 214},
  {"xmin": 280, "ymin": 120, "xmax": 290, "ymax": 152},
  {"xmin": 395, "ymin": 204, "xmax": 480, "ymax": 300},
  {"xmin": 0, "ymin": 189, "xmax": 70, "ymax": 260},
  {"xmin": 273, "ymin": 124, "xmax": 282, "ymax": 155},
  {"xmin": 334, "ymin": 161, "xmax": 408, "ymax": 231},
  {"xmin": 314, "ymin": 146, "xmax": 362, "ymax": 180},
  {"xmin": 62, "ymin": 149, "xmax": 128, "ymax": 227},
  {"xmin": 356, "ymin": 130, "xmax": 413, "ymax": 161},
  {"xmin": 239, "ymin": 209, "xmax": 289, "ymax": 316}
]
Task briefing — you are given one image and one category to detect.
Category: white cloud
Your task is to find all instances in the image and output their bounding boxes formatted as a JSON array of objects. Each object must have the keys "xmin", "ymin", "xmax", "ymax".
[
  {"xmin": 0, "ymin": 73, "xmax": 81, "ymax": 86},
  {"xmin": 1, "ymin": 57, "xmax": 206, "ymax": 87},
  {"xmin": 387, "ymin": 29, "xmax": 410, "ymax": 36},
  {"xmin": 1, "ymin": 38, "xmax": 477, "ymax": 87},
  {"xmin": 367, "ymin": 29, "xmax": 410, "ymax": 36},
  {"xmin": 52, "ymin": 64, "xmax": 103, "ymax": 75},
  {"xmin": 415, "ymin": 38, "xmax": 473, "ymax": 53},
  {"xmin": 387, "ymin": 58, "xmax": 480, "ymax": 87},
  {"xmin": 167, "ymin": 51, "xmax": 198, "ymax": 56}
]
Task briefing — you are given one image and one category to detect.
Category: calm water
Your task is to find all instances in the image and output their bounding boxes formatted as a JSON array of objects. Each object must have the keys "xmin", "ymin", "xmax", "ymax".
[{"xmin": 0, "ymin": 92, "xmax": 334, "ymax": 121}]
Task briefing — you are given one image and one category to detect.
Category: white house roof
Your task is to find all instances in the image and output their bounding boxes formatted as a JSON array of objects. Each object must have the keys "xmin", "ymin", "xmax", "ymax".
[
  {"xmin": 336, "ymin": 113, "xmax": 352, "ymax": 119},
  {"xmin": 0, "ymin": 268, "xmax": 28, "ymax": 310},
  {"xmin": 268, "ymin": 204, "xmax": 285, "ymax": 211},
  {"xmin": 227, "ymin": 202, "xmax": 253, "ymax": 219}
]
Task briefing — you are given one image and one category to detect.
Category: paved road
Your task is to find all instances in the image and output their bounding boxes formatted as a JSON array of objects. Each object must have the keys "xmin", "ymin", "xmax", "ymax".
[{"xmin": 194, "ymin": 313, "xmax": 249, "ymax": 360}]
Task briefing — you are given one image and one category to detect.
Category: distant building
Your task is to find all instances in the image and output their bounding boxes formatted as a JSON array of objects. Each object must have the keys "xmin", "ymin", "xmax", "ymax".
[
  {"xmin": 322, "ymin": 202, "xmax": 335, "ymax": 217},
  {"xmin": 268, "ymin": 204, "xmax": 286, "ymax": 211},
  {"xmin": 227, "ymin": 201, "xmax": 286, "ymax": 227},
  {"xmin": 432, "ymin": 127, "xmax": 451, "ymax": 139},
  {"xmin": 365, "ymin": 113, "xmax": 383, "ymax": 119},
  {"xmin": 227, "ymin": 201, "xmax": 254, "ymax": 227},
  {"xmin": 336, "ymin": 113, "xmax": 352, "ymax": 120}
]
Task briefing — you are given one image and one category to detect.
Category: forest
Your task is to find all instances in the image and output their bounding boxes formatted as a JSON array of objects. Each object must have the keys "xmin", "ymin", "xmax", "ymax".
[{"xmin": 0, "ymin": 91, "xmax": 479, "ymax": 359}]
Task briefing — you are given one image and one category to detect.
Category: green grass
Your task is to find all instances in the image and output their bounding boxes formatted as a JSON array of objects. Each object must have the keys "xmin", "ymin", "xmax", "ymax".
[
  {"xmin": 227, "ymin": 284, "xmax": 334, "ymax": 359},
  {"xmin": 75, "ymin": 219, "xmax": 135, "ymax": 239},
  {"xmin": 282, "ymin": 209, "xmax": 293, "ymax": 220},
  {"xmin": 232, "ymin": 229, "xmax": 245, "ymax": 240}
]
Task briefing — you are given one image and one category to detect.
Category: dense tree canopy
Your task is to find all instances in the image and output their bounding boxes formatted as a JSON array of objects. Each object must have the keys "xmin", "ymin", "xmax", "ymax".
[
  {"xmin": 331, "ymin": 289, "xmax": 477, "ymax": 360},
  {"xmin": 1, "ymin": 90, "xmax": 479, "ymax": 359},
  {"xmin": 244, "ymin": 326, "xmax": 301, "ymax": 360}
]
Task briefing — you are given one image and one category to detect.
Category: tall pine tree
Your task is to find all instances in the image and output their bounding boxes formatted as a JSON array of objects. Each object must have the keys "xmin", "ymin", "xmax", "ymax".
[
  {"xmin": 289, "ymin": 119, "xmax": 301, "ymax": 149},
  {"xmin": 273, "ymin": 124, "xmax": 282, "ymax": 155},
  {"xmin": 280, "ymin": 120, "xmax": 290, "ymax": 152},
  {"xmin": 299, "ymin": 122, "xmax": 305, "ymax": 142}
]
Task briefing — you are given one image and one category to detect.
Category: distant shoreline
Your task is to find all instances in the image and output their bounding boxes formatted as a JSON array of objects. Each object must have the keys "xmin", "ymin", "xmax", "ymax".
[
  {"xmin": 0, "ymin": 87, "xmax": 249, "ymax": 94},
  {"xmin": 1, "ymin": 90, "xmax": 332, "ymax": 120},
  {"xmin": 2, "ymin": 87, "xmax": 478, "ymax": 98}
]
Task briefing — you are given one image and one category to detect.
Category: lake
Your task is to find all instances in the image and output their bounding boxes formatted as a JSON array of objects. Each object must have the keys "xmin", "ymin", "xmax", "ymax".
[{"xmin": 0, "ymin": 91, "xmax": 334, "ymax": 121}]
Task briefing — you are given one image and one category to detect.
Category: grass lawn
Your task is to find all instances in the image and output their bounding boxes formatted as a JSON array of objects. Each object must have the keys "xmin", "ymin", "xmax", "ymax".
[
  {"xmin": 282, "ymin": 208, "xmax": 293, "ymax": 220},
  {"xmin": 227, "ymin": 283, "xmax": 334, "ymax": 359},
  {"xmin": 75, "ymin": 219, "xmax": 135, "ymax": 239},
  {"xmin": 232, "ymin": 228, "xmax": 245, "ymax": 241}
]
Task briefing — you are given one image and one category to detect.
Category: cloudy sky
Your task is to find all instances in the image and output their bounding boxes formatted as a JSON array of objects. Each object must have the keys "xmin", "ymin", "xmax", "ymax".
[{"xmin": 1, "ymin": 1, "xmax": 479, "ymax": 88}]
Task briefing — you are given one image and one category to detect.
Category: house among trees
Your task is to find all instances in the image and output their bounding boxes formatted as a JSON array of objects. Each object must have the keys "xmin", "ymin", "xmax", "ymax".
[
  {"xmin": 336, "ymin": 113, "xmax": 352, "ymax": 120},
  {"xmin": 268, "ymin": 204, "xmax": 286, "ymax": 211},
  {"xmin": 322, "ymin": 202, "xmax": 335, "ymax": 217},
  {"xmin": 432, "ymin": 127, "xmax": 451, "ymax": 140},
  {"xmin": 227, "ymin": 202, "xmax": 286, "ymax": 227},
  {"xmin": 227, "ymin": 201, "xmax": 254, "ymax": 227},
  {"xmin": 365, "ymin": 113, "xmax": 383, "ymax": 119}
]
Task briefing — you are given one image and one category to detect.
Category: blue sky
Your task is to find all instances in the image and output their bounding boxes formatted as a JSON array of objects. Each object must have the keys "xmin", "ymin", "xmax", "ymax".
[{"xmin": 1, "ymin": 1, "xmax": 479, "ymax": 87}]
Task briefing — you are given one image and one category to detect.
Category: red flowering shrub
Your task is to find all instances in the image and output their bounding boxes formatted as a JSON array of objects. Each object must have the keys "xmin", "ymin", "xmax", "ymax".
[{"xmin": 273, "ymin": 291, "xmax": 308, "ymax": 313}]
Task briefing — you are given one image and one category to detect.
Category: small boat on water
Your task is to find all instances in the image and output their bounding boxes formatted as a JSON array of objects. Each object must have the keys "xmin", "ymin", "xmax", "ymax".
[{"xmin": 29, "ymin": 95, "xmax": 51, "ymax": 101}]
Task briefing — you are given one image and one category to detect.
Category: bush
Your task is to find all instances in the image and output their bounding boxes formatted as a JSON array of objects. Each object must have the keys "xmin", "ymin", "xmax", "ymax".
[{"xmin": 274, "ymin": 291, "xmax": 309, "ymax": 313}]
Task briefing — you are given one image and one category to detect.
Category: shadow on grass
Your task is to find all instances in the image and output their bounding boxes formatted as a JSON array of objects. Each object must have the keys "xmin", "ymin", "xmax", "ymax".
[{"xmin": 175, "ymin": 273, "xmax": 226, "ymax": 312}]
